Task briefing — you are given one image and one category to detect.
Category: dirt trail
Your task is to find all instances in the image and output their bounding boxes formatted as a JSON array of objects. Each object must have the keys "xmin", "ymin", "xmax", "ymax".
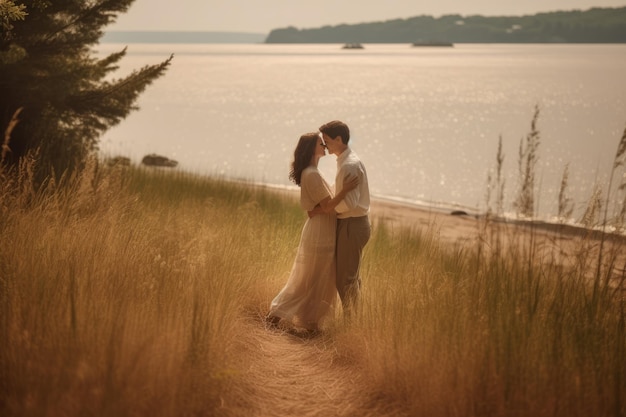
[{"xmin": 229, "ymin": 318, "xmax": 402, "ymax": 417}]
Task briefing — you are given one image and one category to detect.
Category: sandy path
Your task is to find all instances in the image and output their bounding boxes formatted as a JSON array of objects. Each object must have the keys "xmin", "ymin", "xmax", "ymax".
[{"xmin": 232, "ymin": 318, "xmax": 401, "ymax": 417}]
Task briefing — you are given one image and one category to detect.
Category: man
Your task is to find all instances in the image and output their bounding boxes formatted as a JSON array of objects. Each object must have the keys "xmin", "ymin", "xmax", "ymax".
[{"xmin": 318, "ymin": 120, "xmax": 371, "ymax": 316}]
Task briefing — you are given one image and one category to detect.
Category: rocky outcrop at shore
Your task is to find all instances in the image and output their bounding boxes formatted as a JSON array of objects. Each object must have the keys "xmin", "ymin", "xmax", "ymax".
[{"xmin": 141, "ymin": 154, "xmax": 178, "ymax": 168}]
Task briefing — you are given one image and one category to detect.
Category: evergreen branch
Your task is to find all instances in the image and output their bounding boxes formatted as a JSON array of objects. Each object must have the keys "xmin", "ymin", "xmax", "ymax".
[
  {"xmin": 43, "ymin": 0, "xmax": 133, "ymax": 44},
  {"xmin": 77, "ymin": 53, "xmax": 173, "ymax": 104},
  {"xmin": 66, "ymin": 54, "xmax": 173, "ymax": 125}
]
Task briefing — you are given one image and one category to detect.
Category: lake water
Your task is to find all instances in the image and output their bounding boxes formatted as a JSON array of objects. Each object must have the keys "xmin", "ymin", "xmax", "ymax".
[{"xmin": 97, "ymin": 43, "xmax": 626, "ymax": 223}]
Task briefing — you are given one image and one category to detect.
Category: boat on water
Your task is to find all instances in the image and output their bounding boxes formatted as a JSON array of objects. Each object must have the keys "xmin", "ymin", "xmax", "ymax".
[
  {"xmin": 412, "ymin": 41, "xmax": 454, "ymax": 47},
  {"xmin": 342, "ymin": 43, "xmax": 364, "ymax": 49}
]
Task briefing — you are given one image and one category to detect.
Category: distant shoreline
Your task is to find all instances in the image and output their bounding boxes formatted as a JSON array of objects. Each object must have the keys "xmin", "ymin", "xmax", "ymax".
[
  {"xmin": 243, "ymin": 179, "xmax": 626, "ymax": 241},
  {"xmin": 101, "ymin": 31, "xmax": 267, "ymax": 44},
  {"xmin": 100, "ymin": 31, "xmax": 626, "ymax": 45},
  {"xmin": 102, "ymin": 7, "xmax": 625, "ymax": 45},
  {"xmin": 266, "ymin": 7, "xmax": 626, "ymax": 44}
]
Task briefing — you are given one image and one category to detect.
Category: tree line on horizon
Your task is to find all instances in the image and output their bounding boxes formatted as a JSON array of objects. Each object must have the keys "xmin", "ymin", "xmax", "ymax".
[{"xmin": 265, "ymin": 7, "xmax": 626, "ymax": 44}]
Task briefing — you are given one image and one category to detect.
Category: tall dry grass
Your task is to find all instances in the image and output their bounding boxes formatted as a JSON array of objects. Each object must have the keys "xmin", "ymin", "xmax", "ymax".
[
  {"xmin": 332, "ymin": 124, "xmax": 626, "ymax": 416},
  {"xmin": 0, "ymin": 160, "xmax": 303, "ymax": 416},
  {"xmin": 338, "ymin": 219, "xmax": 624, "ymax": 417},
  {"xmin": 2, "ymin": 122, "xmax": 625, "ymax": 416}
]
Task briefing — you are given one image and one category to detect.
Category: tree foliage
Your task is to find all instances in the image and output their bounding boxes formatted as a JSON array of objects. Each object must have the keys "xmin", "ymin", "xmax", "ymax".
[
  {"xmin": 0, "ymin": 0, "xmax": 27, "ymax": 33},
  {"xmin": 265, "ymin": 7, "xmax": 626, "ymax": 43},
  {"xmin": 0, "ymin": 0, "xmax": 173, "ymax": 179}
]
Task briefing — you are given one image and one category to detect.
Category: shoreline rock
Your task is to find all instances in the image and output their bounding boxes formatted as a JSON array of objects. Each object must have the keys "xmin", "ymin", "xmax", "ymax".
[{"xmin": 141, "ymin": 154, "xmax": 178, "ymax": 168}]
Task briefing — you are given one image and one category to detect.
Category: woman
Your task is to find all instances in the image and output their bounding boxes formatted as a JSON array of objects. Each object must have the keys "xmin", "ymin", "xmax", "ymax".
[{"xmin": 266, "ymin": 132, "xmax": 358, "ymax": 334}]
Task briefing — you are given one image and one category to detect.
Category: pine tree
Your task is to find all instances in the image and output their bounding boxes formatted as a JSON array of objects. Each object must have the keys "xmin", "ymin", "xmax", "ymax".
[{"xmin": 0, "ymin": 0, "xmax": 172, "ymax": 179}]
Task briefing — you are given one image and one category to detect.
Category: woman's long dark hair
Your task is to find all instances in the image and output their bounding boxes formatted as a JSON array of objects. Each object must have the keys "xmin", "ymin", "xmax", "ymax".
[{"xmin": 289, "ymin": 132, "xmax": 319, "ymax": 186}]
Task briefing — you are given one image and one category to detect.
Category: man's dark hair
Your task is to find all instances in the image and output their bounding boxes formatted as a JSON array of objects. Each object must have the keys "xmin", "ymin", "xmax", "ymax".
[{"xmin": 319, "ymin": 120, "xmax": 350, "ymax": 144}]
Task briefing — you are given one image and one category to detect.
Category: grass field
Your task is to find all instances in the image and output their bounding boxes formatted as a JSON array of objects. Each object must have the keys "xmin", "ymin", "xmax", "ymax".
[{"xmin": 1, "ymin": 158, "xmax": 624, "ymax": 416}]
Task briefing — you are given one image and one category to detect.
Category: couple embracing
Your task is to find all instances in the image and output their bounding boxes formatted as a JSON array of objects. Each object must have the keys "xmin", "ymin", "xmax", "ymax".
[{"xmin": 266, "ymin": 120, "xmax": 371, "ymax": 335}]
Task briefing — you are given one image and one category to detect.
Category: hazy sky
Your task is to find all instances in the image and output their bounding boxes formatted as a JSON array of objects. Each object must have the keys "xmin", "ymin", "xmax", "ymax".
[{"xmin": 109, "ymin": 0, "xmax": 626, "ymax": 33}]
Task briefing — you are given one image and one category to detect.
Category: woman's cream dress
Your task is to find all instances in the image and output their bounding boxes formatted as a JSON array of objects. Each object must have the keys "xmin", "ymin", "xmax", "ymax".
[{"xmin": 269, "ymin": 166, "xmax": 337, "ymax": 330}]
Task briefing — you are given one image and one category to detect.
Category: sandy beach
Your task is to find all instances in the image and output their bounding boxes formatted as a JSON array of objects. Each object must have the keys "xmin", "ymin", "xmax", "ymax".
[
  {"xmin": 370, "ymin": 197, "xmax": 481, "ymax": 245},
  {"xmin": 371, "ymin": 197, "xmax": 626, "ymax": 288},
  {"xmin": 262, "ymin": 183, "xmax": 625, "ymax": 288}
]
